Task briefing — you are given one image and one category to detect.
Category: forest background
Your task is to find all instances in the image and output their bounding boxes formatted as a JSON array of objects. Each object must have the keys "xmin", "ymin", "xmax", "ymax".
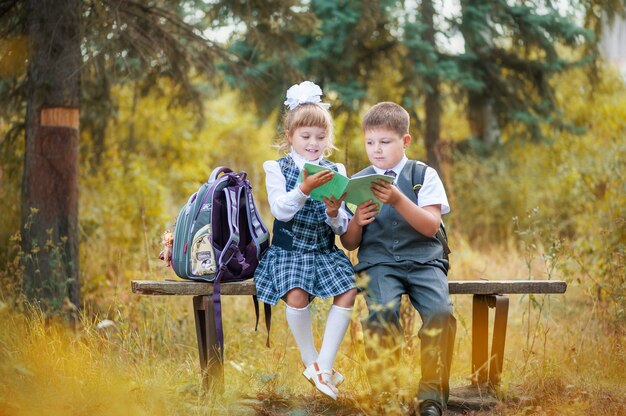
[{"xmin": 0, "ymin": 1, "xmax": 624, "ymax": 415}]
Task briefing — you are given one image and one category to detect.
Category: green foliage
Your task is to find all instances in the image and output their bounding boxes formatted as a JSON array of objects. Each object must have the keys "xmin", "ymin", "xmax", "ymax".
[
  {"xmin": 224, "ymin": 0, "xmax": 396, "ymax": 114},
  {"xmin": 455, "ymin": 0, "xmax": 600, "ymax": 142},
  {"xmin": 451, "ymin": 64, "xmax": 626, "ymax": 329}
]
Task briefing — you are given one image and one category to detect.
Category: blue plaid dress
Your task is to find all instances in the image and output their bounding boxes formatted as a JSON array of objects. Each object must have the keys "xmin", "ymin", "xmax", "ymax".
[{"xmin": 254, "ymin": 156, "xmax": 356, "ymax": 305}]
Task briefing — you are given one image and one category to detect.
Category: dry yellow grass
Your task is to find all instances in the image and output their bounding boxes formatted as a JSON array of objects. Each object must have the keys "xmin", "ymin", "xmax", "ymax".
[{"xmin": 0, "ymin": 240, "xmax": 624, "ymax": 416}]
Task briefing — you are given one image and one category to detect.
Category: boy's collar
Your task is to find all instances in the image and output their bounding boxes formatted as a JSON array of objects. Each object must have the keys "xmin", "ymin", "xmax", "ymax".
[
  {"xmin": 372, "ymin": 155, "xmax": 408, "ymax": 178},
  {"xmin": 290, "ymin": 147, "xmax": 322, "ymax": 170}
]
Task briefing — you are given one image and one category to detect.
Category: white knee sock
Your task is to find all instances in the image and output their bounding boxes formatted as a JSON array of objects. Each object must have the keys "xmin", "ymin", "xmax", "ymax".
[
  {"xmin": 285, "ymin": 304, "xmax": 318, "ymax": 366},
  {"xmin": 317, "ymin": 304, "xmax": 353, "ymax": 371}
]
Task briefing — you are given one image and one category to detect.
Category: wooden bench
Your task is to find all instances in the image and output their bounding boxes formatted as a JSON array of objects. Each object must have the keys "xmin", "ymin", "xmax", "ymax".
[{"xmin": 131, "ymin": 279, "xmax": 566, "ymax": 392}]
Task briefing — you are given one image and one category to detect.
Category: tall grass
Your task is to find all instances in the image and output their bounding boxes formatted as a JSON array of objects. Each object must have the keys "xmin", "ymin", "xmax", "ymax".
[{"xmin": 1, "ymin": 238, "xmax": 625, "ymax": 415}]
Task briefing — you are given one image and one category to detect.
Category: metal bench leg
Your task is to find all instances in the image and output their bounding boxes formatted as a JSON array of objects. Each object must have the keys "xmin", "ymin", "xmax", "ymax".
[
  {"xmin": 472, "ymin": 294, "xmax": 490, "ymax": 384},
  {"xmin": 489, "ymin": 295, "xmax": 509, "ymax": 386},
  {"xmin": 193, "ymin": 295, "xmax": 224, "ymax": 392}
]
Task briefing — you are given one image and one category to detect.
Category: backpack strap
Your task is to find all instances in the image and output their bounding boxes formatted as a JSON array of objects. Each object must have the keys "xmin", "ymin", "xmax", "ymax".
[
  {"xmin": 243, "ymin": 180, "xmax": 270, "ymax": 256},
  {"xmin": 209, "ymin": 166, "xmax": 234, "ymax": 183},
  {"xmin": 211, "ymin": 173, "xmax": 273, "ymax": 353},
  {"xmin": 252, "ymin": 295, "xmax": 272, "ymax": 347},
  {"xmin": 211, "ymin": 174, "xmax": 245, "ymax": 356},
  {"xmin": 409, "ymin": 161, "xmax": 451, "ymax": 258},
  {"xmin": 242, "ymin": 180, "xmax": 272, "ymax": 346},
  {"xmin": 410, "ymin": 161, "xmax": 428, "ymax": 194}
]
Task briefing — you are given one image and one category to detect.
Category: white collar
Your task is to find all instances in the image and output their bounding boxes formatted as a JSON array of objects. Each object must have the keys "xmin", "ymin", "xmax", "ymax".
[
  {"xmin": 290, "ymin": 147, "xmax": 322, "ymax": 170},
  {"xmin": 372, "ymin": 155, "xmax": 408, "ymax": 178}
]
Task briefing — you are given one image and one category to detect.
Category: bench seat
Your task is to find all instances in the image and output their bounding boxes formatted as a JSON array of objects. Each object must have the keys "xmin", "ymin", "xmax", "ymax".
[
  {"xmin": 131, "ymin": 278, "xmax": 566, "ymax": 392},
  {"xmin": 132, "ymin": 278, "xmax": 566, "ymax": 296}
]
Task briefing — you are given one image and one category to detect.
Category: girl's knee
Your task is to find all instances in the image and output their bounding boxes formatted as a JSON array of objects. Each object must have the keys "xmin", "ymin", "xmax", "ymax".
[
  {"xmin": 333, "ymin": 288, "xmax": 357, "ymax": 308},
  {"xmin": 285, "ymin": 288, "xmax": 309, "ymax": 308}
]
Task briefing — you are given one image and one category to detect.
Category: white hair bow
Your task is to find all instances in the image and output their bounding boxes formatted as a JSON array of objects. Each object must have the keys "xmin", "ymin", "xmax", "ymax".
[{"xmin": 284, "ymin": 81, "xmax": 331, "ymax": 110}]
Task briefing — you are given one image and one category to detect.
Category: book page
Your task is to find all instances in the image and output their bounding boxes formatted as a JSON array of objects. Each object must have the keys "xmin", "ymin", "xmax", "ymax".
[
  {"xmin": 344, "ymin": 174, "xmax": 394, "ymax": 208},
  {"xmin": 298, "ymin": 163, "xmax": 350, "ymax": 202}
]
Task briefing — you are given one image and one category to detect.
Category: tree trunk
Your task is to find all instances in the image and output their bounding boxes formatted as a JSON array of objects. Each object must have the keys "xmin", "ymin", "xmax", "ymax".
[
  {"xmin": 424, "ymin": 77, "xmax": 442, "ymax": 173},
  {"xmin": 467, "ymin": 91, "xmax": 501, "ymax": 147},
  {"xmin": 421, "ymin": 0, "xmax": 442, "ymax": 173},
  {"xmin": 22, "ymin": 0, "xmax": 81, "ymax": 311},
  {"xmin": 90, "ymin": 52, "xmax": 110, "ymax": 172},
  {"xmin": 461, "ymin": 0, "xmax": 502, "ymax": 147}
]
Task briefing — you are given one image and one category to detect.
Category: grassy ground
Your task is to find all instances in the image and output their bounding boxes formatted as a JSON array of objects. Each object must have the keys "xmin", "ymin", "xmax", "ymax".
[{"xmin": 0, "ymin": 240, "xmax": 624, "ymax": 416}]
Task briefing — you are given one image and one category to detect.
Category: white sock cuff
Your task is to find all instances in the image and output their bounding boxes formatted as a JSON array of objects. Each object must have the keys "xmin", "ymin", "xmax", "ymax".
[
  {"xmin": 331, "ymin": 304, "xmax": 353, "ymax": 312},
  {"xmin": 331, "ymin": 305, "xmax": 353, "ymax": 318},
  {"xmin": 286, "ymin": 304, "xmax": 310, "ymax": 312}
]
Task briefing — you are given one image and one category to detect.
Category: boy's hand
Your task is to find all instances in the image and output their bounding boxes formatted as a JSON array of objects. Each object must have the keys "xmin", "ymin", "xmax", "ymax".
[
  {"xmin": 323, "ymin": 193, "xmax": 346, "ymax": 218},
  {"xmin": 371, "ymin": 179, "xmax": 402, "ymax": 205},
  {"xmin": 353, "ymin": 200, "xmax": 379, "ymax": 226},
  {"xmin": 299, "ymin": 169, "xmax": 334, "ymax": 195}
]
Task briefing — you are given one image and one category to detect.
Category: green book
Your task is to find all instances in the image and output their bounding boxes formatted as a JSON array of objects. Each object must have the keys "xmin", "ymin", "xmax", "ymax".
[{"xmin": 298, "ymin": 162, "xmax": 395, "ymax": 209}]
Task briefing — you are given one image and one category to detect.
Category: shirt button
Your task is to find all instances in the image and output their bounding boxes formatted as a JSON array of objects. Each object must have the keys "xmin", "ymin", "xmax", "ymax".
[
  {"xmin": 395, "ymin": 255, "xmax": 401, "ymax": 260},
  {"xmin": 392, "ymin": 221, "xmax": 398, "ymax": 226},
  {"xmin": 394, "ymin": 240, "xmax": 399, "ymax": 244}
]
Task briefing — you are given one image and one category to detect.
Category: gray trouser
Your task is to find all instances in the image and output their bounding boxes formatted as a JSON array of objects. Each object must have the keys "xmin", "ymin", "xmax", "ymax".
[{"xmin": 361, "ymin": 261, "xmax": 456, "ymax": 408}]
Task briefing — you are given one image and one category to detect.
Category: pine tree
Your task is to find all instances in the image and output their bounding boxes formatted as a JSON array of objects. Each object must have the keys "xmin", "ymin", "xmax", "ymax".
[
  {"xmin": 455, "ymin": 0, "xmax": 615, "ymax": 145},
  {"xmin": 223, "ymin": 0, "xmax": 398, "ymax": 170}
]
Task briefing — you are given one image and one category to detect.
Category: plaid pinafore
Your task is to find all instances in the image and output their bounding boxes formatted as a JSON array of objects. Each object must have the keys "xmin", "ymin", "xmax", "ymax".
[{"xmin": 254, "ymin": 156, "xmax": 356, "ymax": 305}]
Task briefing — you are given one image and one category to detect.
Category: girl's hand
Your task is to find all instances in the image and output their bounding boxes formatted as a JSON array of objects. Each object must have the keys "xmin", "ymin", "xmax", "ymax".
[
  {"xmin": 353, "ymin": 200, "xmax": 379, "ymax": 226},
  {"xmin": 299, "ymin": 169, "xmax": 334, "ymax": 195},
  {"xmin": 371, "ymin": 179, "xmax": 401, "ymax": 205},
  {"xmin": 323, "ymin": 193, "xmax": 346, "ymax": 218}
]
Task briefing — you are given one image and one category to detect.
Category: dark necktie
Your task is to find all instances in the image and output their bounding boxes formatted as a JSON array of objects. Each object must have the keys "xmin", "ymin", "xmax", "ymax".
[{"xmin": 384, "ymin": 170, "xmax": 396, "ymax": 178}]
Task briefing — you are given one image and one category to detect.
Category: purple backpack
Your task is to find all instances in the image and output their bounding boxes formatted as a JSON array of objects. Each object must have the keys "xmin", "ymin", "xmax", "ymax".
[{"xmin": 172, "ymin": 167, "xmax": 271, "ymax": 348}]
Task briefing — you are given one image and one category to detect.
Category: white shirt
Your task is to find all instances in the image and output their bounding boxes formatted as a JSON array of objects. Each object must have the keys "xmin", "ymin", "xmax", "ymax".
[
  {"xmin": 371, "ymin": 155, "xmax": 450, "ymax": 215},
  {"xmin": 263, "ymin": 148, "xmax": 350, "ymax": 234}
]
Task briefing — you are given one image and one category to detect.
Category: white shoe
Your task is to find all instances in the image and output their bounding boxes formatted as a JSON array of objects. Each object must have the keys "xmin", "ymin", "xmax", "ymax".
[
  {"xmin": 303, "ymin": 365, "xmax": 344, "ymax": 387},
  {"xmin": 302, "ymin": 362, "xmax": 338, "ymax": 400},
  {"xmin": 330, "ymin": 369, "xmax": 344, "ymax": 386}
]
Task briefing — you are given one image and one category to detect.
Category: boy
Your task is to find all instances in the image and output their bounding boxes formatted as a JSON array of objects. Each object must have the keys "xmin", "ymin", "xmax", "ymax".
[{"xmin": 341, "ymin": 102, "xmax": 456, "ymax": 416}]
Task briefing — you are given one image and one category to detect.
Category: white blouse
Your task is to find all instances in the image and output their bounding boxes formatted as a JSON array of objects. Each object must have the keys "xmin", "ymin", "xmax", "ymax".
[{"xmin": 263, "ymin": 149, "xmax": 350, "ymax": 235}]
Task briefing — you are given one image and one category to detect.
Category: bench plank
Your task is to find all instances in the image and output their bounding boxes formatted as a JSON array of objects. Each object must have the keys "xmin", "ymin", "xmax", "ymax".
[
  {"xmin": 131, "ymin": 279, "xmax": 566, "ymax": 296},
  {"xmin": 132, "ymin": 279, "xmax": 257, "ymax": 296}
]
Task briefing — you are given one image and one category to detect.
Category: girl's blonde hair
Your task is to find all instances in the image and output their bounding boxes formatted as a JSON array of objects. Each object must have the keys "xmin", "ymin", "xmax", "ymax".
[{"xmin": 276, "ymin": 103, "xmax": 336, "ymax": 157}]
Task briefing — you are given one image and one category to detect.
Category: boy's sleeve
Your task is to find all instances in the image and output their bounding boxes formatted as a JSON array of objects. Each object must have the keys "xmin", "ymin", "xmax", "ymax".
[{"xmin": 418, "ymin": 166, "xmax": 450, "ymax": 215}]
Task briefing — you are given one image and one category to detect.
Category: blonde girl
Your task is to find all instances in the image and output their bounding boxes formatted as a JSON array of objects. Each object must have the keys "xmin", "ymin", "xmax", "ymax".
[{"xmin": 254, "ymin": 81, "xmax": 357, "ymax": 400}]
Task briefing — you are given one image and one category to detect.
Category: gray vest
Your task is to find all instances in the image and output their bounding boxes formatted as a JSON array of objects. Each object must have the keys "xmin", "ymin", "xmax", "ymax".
[{"xmin": 353, "ymin": 162, "xmax": 443, "ymax": 272}]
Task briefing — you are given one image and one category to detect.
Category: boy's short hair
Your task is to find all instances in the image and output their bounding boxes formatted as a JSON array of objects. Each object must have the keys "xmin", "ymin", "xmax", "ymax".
[{"xmin": 362, "ymin": 102, "xmax": 410, "ymax": 136}]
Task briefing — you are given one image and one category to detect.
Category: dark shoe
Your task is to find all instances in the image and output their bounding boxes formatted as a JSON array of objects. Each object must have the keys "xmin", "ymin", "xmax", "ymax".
[{"xmin": 419, "ymin": 401, "xmax": 442, "ymax": 416}]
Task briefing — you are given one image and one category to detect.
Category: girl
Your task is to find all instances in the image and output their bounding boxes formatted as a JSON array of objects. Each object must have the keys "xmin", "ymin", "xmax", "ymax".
[{"xmin": 254, "ymin": 81, "xmax": 357, "ymax": 400}]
